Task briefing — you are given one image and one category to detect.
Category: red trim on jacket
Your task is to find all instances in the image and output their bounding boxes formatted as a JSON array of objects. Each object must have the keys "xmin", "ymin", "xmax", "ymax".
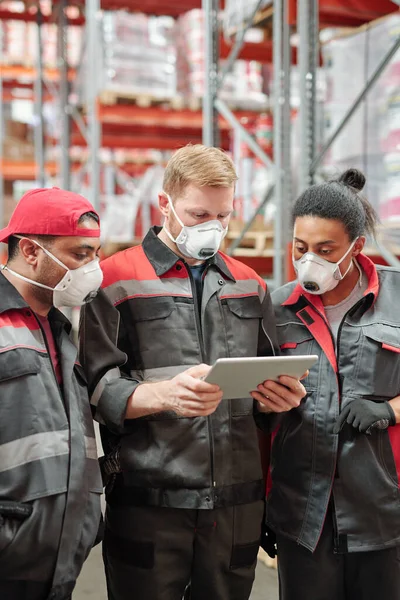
[
  {"xmin": 0, "ymin": 310, "xmax": 41, "ymax": 331},
  {"xmin": 382, "ymin": 343, "xmax": 400, "ymax": 354},
  {"xmin": 218, "ymin": 251, "xmax": 267, "ymax": 290},
  {"xmin": 280, "ymin": 342, "xmax": 298, "ymax": 350},
  {"xmin": 101, "ymin": 246, "xmax": 268, "ymax": 290},
  {"xmin": 0, "ymin": 344, "xmax": 46, "ymax": 354},
  {"xmin": 388, "ymin": 428, "xmax": 400, "ymax": 488},
  {"xmin": 113, "ymin": 292, "xmax": 192, "ymax": 306},
  {"xmin": 219, "ymin": 293, "xmax": 260, "ymax": 300},
  {"xmin": 297, "ymin": 305, "xmax": 337, "ymax": 373},
  {"xmin": 280, "ymin": 254, "xmax": 380, "ymax": 374},
  {"xmin": 101, "ymin": 246, "xmax": 162, "ymax": 288}
]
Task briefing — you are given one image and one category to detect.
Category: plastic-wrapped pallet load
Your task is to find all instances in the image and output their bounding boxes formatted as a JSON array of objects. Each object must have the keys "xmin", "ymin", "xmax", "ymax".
[
  {"xmin": 0, "ymin": 19, "xmax": 82, "ymax": 68},
  {"xmin": 98, "ymin": 11, "xmax": 176, "ymax": 99},
  {"xmin": 176, "ymin": 9, "xmax": 268, "ymax": 110},
  {"xmin": 321, "ymin": 13, "xmax": 400, "ymax": 224}
]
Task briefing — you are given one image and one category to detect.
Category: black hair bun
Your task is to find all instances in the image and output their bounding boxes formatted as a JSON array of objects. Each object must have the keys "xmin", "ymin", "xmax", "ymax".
[{"xmin": 338, "ymin": 168, "xmax": 366, "ymax": 192}]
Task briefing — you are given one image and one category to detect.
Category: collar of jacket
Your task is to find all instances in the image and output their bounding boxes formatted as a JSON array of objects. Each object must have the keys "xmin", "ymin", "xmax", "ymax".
[
  {"xmin": 0, "ymin": 269, "xmax": 71, "ymax": 332},
  {"xmin": 282, "ymin": 253, "xmax": 379, "ymax": 309},
  {"xmin": 142, "ymin": 226, "xmax": 236, "ymax": 281}
]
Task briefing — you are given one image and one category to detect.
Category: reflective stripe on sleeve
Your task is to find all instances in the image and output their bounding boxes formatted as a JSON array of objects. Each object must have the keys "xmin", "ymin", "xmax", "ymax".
[{"xmin": 90, "ymin": 367, "xmax": 121, "ymax": 407}]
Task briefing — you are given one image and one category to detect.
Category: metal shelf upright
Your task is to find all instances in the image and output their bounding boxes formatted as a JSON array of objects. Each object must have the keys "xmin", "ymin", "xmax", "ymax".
[
  {"xmin": 202, "ymin": 0, "xmax": 293, "ymax": 287},
  {"xmin": 202, "ymin": 0, "xmax": 400, "ymax": 284},
  {"xmin": 297, "ymin": 0, "xmax": 400, "ymax": 267}
]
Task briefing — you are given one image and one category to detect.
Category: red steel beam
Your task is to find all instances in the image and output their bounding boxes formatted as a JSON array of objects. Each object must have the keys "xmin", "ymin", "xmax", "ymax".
[
  {"xmin": 0, "ymin": 8, "xmax": 84, "ymax": 24},
  {"xmin": 70, "ymin": 130, "xmax": 230, "ymax": 150},
  {"xmin": 95, "ymin": 103, "xmax": 265, "ymax": 129}
]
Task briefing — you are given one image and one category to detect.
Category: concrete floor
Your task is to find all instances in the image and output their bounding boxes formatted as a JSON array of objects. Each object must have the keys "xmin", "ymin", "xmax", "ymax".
[{"xmin": 73, "ymin": 545, "xmax": 279, "ymax": 600}]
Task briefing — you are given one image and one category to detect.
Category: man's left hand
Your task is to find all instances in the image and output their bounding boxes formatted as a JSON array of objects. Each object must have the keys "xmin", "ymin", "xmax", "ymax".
[{"xmin": 252, "ymin": 375, "xmax": 307, "ymax": 413}]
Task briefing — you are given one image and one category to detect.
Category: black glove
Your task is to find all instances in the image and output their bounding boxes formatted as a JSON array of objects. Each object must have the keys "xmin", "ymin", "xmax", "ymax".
[
  {"xmin": 260, "ymin": 522, "xmax": 277, "ymax": 559},
  {"xmin": 333, "ymin": 399, "xmax": 396, "ymax": 435}
]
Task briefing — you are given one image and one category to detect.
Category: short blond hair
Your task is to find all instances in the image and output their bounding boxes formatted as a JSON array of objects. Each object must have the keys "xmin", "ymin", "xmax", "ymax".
[{"xmin": 163, "ymin": 144, "xmax": 238, "ymax": 199}]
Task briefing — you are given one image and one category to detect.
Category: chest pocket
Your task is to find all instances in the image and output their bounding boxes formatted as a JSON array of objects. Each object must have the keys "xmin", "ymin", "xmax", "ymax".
[
  {"xmin": 130, "ymin": 296, "xmax": 198, "ymax": 369},
  {"xmin": 132, "ymin": 297, "xmax": 177, "ymax": 324},
  {"xmin": 220, "ymin": 296, "xmax": 262, "ymax": 415},
  {"xmin": 354, "ymin": 323, "xmax": 400, "ymax": 398},
  {"xmin": 131, "ymin": 297, "xmax": 177, "ymax": 356},
  {"xmin": 277, "ymin": 323, "xmax": 313, "ymax": 352},
  {"xmin": 222, "ymin": 296, "xmax": 262, "ymax": 359},
  {"xmin": 0, "ymin": 349, "xmax": 43, "ymax": 445},
  {"xmin": 276, "ymin": 323, "xmax": 317, "ymax": 390},
  {"xmin": 0, "ymin": 348, "xmax": 40, "ymax": 382}
]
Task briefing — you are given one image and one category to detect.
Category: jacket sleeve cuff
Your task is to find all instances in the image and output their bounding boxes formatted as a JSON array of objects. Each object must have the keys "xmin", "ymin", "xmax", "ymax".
[
  {"xmin": 97, "ymin": 378, "xmax": 140, "ymax": 434},
  {"xmin": 253, "ymin": 403, "xmax": 281, "ymax": 433}
]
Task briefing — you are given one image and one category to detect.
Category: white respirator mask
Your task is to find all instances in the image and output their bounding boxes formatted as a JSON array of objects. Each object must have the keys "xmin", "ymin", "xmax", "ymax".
[
  {"xmin": 163, "ymin": 192, "xmax": 227, "ymax": 260},
  {"xmin": 4, "ymin": 236, "xmax": 103, "ymax": 308},
  {"xmin": 293, "ymin": 239, "xmax": 357, "ymax": 295}
]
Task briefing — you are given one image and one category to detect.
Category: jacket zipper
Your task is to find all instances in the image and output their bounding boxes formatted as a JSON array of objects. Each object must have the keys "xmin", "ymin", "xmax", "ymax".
[
  {"xmin": 185, "ymin": 263, "xmax": 216, "ymax": 497},
  {"xmin": 302, "ymin": 296, "xmax": 366, "ymax": 550},
  {"xmin": 335, "ymin": 297, "xmax": 365, "ymax": 390},
  {"xmin": 35, "ymin": 316, "xmax": 65, "ymax": 407}
]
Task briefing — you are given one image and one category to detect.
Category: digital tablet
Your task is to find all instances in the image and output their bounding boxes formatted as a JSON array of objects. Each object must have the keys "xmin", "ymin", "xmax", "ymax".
[{"xmin": 204, "ymin": 355, "xmax": 318, "ymax": 399}]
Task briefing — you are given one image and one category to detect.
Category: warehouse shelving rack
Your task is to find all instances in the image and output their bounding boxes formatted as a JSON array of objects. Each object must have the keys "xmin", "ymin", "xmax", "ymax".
[{"xmin": 201, "ymin": 0, "xmax": 400, "ymax": 286}]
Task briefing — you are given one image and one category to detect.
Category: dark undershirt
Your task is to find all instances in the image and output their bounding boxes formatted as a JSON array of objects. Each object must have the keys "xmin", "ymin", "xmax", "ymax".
[{"xmin": 189, "ymin": 263, "xmax": 207, "ymax": 309}]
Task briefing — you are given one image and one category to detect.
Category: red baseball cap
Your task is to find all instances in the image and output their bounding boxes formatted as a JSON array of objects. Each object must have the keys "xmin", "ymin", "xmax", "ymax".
[{"xmin": 0, "ymin": 187, "xmax": 100, "ymax": 243}]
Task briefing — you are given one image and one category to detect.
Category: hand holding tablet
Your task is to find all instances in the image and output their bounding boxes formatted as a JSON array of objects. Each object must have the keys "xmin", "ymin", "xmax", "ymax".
[{"xmin": 204, "ymin": 355, "xmax": 318, "ymax": 400}]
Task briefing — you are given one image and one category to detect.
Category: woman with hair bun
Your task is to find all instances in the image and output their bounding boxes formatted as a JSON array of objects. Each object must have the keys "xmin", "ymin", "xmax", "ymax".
[{"xmin": 266, "ymin": 169, "xmax": 400, "ymax": 599}]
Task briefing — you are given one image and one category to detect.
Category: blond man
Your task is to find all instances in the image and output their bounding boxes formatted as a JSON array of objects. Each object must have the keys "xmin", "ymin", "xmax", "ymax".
[{"xmin": 79, "ymin": 145, "xmax": 305, "ymax": 600}]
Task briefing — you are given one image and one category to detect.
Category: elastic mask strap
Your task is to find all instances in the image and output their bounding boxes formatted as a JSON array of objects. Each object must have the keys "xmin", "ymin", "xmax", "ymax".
[
  {"xmin": 3, "ymin": 266, "xmax": 54, "ymax": 291},
  {"xmin": 163, "ymin": 225, "xmax": 178, "ymax": 244},
  {"xmin": 164, "ymin": 192, "xmax": 185, "ymax": 228},
  {"xmin": 162, "ymin": 192, "xmax": 186, "ymax": 243},
  {"xmin": 337, "ymin": 238, "xmax": 357, "ymax": 267},
  {"xmin": 336, "ymin": 239, "xmax": 358, "ymax": 280},
  {"xmin": 14, "ymin": 235, "xmax": 69, "ymax": 272}
]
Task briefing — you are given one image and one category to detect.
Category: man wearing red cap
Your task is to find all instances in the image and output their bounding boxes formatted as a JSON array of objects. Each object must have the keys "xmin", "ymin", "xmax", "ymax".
[{"xmin": 0, "ymin": 187, "xmax": 103, "ymax": 600}]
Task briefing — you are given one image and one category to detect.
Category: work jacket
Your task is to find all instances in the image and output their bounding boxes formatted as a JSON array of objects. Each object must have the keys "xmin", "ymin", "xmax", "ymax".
[
  {"xmin": 79, "ymin": 226, "xmax": 278, "ymax": 510},
  {"xmin": 269, "ymin": 254, "xmax": 400, "ymax": 553},
  {"xmin": 0, "ymin": 271, "xmax": 102, "ymax": 599}
]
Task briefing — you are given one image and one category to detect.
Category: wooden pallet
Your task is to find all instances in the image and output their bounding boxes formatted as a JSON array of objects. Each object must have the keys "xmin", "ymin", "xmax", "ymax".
[
  {"xmin": 224, "ymin": 229, "xmax": 274, "ymax": 257},
  {"xmin": 96, "ymin": 90, "xmax": 267, "ymax": 112},
  {"xmin": 98, "ymin": 90, "xmax": 186, "ymax": 110}
]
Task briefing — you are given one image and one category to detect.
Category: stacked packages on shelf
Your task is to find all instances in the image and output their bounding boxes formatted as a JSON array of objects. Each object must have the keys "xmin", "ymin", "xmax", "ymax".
[
  {"xmin": 95, "ymin": 11, "xmax": 176, "ymax": 99},
  {"xmin": 0, "ymin": 0, "xmax": 82, "ymax": 68},
  {"xmin": 1, "ymin": 21, "xmax": 82, "ymax": 68},
  {"xmin": 321, "ymin": 14, "xmax": 400, "ymax": 223},
  {"xmin": 176, "ymin": 9, "xmax": 268, "ymax": 110}
]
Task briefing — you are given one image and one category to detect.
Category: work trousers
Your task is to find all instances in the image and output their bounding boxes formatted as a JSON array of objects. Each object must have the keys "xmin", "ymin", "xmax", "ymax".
[
  {"xmin": 0, "ymin": 581, "xmax": 72, "ymax": 600},
  {"xmin": 277, "ymin": 512, "xmax": 400, "ymax": 600},
  {"xmin": 103, "ymin": 499, "xmax": 264, "ymax": 600}
]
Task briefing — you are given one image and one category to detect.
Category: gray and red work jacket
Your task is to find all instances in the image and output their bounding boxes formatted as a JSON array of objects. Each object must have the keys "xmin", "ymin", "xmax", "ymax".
[
  {"xmin": 0, "ymin": 272, "xmax": 102, "ymax": 599},
  {"xmin": 268, "ymin": 254, "xmax": 400, "ymax": 553},
  {"xmin": 79, "ymin": 226, "xmax": 278, "ymax": 510}
]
